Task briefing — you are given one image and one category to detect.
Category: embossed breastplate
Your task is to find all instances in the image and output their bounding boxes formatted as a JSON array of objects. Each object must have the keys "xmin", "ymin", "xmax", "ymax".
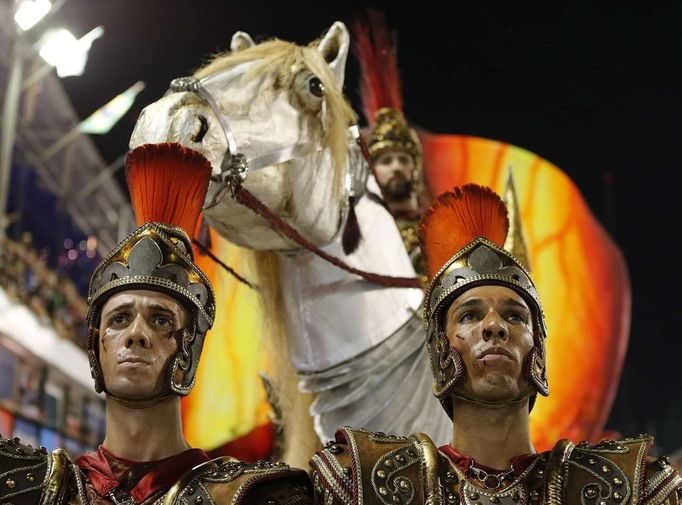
[
  {"xmin": 310, "ymin": 429, "xmax": 679, "ymax": 505},
  {"xmin": 439, "ymin": 451, "xmax": 549, "ymax": 505}
]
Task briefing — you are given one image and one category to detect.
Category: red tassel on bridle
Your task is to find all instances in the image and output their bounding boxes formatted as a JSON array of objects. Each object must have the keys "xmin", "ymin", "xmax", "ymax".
[{"xmin": 342, "ymin": 196, "xmax": 361, "ymax": 255}]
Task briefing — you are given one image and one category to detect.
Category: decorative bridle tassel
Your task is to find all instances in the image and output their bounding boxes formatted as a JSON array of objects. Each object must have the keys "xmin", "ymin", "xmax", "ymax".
[{"xmin": 342, "ymin": 196, "xmax": 362, "ymax": 255}]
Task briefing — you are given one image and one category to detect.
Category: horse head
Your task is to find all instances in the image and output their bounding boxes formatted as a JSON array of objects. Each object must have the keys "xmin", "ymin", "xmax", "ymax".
[
  {"xmin": 130, "ymin": 22, "xmax": 361, "ymax": 250},
  {"xmin": 127, "ymin": 23, "xmax": 441, "ymax": 466}
]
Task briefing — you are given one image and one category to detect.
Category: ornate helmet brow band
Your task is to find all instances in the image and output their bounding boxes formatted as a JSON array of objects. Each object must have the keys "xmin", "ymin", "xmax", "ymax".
[
  {"xmin": 86, "ymin": 143, "xmax": 215, "ymax": 400},
  {"xmin": 418, "ymin": 181, "xmax": 549, "ymax": 418}
]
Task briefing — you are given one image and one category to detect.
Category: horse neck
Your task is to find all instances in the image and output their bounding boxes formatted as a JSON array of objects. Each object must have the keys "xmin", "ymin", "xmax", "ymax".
[{"xmin": 277, "ymin": 176, "xmax": 424, "ymax": 373}]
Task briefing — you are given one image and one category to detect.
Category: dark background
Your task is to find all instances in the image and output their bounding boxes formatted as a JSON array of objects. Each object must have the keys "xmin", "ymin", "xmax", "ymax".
[{"xmin": 33, "ymin": 1, "xmax": 682, "ymax": 453}]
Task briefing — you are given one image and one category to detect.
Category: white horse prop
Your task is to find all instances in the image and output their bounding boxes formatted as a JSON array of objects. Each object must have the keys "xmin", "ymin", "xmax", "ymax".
[{"xmin": 129, "ymin": 22, "xmax": 451, "ymax": 465}]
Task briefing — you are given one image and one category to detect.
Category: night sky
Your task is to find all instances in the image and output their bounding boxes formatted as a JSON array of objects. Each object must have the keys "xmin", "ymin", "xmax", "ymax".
[{"xmin": 33, "ymin": 1, "xmax": 682, "ymax": 452}]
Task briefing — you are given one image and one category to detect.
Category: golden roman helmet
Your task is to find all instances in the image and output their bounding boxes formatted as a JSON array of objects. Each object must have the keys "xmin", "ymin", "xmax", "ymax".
[
  {"xmin": 419, "ymin": 179, "xmax": 549, "ymax": 418},
  {"xmin": 86, "ymin": 143, "xmax": 216, "ymax": 400},
  {"xmin": 367, "ymin": 107, "xmax": 422, "ymax": 161}
]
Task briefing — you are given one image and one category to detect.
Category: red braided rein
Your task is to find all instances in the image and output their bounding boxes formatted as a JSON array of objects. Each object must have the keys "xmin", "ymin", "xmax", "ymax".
[{"xmin": 233, "ymin": 185, "xmax": 421, "ymax": 289}]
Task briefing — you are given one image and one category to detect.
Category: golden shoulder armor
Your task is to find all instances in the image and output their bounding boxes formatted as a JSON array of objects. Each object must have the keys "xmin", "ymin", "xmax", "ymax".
[
  {"xmin": 310, "ymin": 427, "xmax": 428, "ymax": 505},
  {"xmin": 559, "ymin": 437, "xmax": 682, "ymax": 505},
  {"xmin": 0, "ymin": 435, "xmax": 73, "ymax": 505},
  {"xmin": 163, "ymin": 456, "xmax": 312, "ymax": 505}
]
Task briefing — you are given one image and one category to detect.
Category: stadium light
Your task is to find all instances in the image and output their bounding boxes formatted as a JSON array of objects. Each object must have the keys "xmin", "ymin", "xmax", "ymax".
[
  {"xmin": 14, "ymin": 0, "xmax": 52, "ymax": 31},
  {"xmin": 38, "ymin": 25, "xmax": 104, "ymax": 78}
]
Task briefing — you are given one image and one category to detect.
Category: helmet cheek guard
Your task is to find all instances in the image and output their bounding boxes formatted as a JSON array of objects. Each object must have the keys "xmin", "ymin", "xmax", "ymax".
[{"xmin": 168, "ymin": 322, "xmax": 205, "ymax": 396}]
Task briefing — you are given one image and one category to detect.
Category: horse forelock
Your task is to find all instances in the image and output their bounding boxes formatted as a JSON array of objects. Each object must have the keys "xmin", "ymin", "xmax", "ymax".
[{"xmin": 193, "ymin": 38, "xmax": 357, "ymax": 196}]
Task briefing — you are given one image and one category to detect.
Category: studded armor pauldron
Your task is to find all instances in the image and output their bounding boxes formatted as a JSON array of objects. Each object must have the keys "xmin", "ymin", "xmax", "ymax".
[
  {"xmin": 160, "ymin": 457, "xmax": 312, "ymax": 505},
  {"xmin": 0, "ymin": 435, "xmax": 72, "ymax": 504}
]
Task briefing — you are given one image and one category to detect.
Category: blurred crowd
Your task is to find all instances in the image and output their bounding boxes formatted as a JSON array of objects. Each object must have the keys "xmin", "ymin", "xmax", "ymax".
[{"xmin": 0, "ymin": 234, "xmax": 88, "ymax": 347}]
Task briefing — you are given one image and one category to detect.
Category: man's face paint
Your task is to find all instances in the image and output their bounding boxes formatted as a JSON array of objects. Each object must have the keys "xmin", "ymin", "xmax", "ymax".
[
  {"xmin": 98, "ymin": 289, "xmax": 186, "ymax": 401},
  {"xmin": 444, "ymin": 285, "xmax": 534, "ymax": 403}
]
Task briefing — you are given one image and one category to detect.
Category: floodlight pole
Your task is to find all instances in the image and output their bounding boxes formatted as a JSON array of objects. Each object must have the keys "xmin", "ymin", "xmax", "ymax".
[{"xmin": 0, "ymin": 18, "xmax": 24, "ymax": 243}]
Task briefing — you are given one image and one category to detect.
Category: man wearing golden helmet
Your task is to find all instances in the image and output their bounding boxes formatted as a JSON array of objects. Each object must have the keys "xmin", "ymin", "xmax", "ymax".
[
  {"xmin": 354, "ymin": 11, "xmax": 431, "ymax": 283},
  {"xmin": 0, "ymin": 144, "xmax": 313, "ymax": 504},
  {"xmin": 310, "ymin": 183, "xmax": 681, "ymax": 505}
]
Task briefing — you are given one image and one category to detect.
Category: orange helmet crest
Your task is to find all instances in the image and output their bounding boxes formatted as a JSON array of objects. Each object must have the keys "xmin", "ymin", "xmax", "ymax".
[{"xmin": 419, "ymin": 184, "xmax": 509, "ymax": 279}]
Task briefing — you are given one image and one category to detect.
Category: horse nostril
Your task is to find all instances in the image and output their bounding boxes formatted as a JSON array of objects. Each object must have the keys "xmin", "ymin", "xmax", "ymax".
[{"xmin": 191, "ymin": 114, "xmax": 209, "ymax": 143}]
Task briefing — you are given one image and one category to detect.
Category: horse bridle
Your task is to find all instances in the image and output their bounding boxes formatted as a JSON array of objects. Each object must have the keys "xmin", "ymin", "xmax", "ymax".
[
  {"xmin": 165, "ymin": 75, "xmax": 420, "ymax": 290},
  {"xmin": 168, "ymin": 75, "xmax": 360, "ymax": 190}
]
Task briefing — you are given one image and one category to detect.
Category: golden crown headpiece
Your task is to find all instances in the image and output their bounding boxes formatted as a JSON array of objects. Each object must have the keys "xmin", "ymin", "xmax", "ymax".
[{"xmin": 367, "ymin": 107, "xmax": 422, "ymax": 161}]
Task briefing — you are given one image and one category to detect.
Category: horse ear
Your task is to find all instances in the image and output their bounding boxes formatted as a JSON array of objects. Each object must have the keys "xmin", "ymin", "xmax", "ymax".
[
  {"xmin": 231, "ymin": 31, "xmax": 256, "ymax": 52},
  {"xmin": 317, "ymin": 21, "xmax": 350, "ymax": 86}
]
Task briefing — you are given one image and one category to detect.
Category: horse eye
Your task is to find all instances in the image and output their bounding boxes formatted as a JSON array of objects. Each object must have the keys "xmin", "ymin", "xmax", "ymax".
[{"xmin": 308, "ymin": 77, "xmax": 325, "ymax": 98}]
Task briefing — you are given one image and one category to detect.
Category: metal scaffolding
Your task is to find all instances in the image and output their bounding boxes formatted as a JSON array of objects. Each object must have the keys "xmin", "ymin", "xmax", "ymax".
[{"xmin": 0, "ymin": 1, "xmax": 133, "ymax": 255}]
